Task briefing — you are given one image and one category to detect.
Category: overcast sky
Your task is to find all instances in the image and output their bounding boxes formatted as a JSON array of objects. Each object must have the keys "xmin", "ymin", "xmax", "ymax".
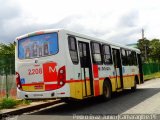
[{"xmin": 1, "ymin": 0, "xmax": 160, "ymax": 44}]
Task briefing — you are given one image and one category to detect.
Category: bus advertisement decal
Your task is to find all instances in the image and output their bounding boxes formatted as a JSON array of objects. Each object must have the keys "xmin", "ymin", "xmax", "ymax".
[
  {"xmin": 43, "ymin": 62, "xmax": 58, "ymax": 82},
  {"xmin": 94, "ymin": 80, "xmax": 100, "ymax": 96},
  {"xmin": 93, "ymin": 64, "xmax": 99, "ymax": 78},
  {"xmin": 43, "ymin": 62, "xmax": 58, "ymax": 90}
]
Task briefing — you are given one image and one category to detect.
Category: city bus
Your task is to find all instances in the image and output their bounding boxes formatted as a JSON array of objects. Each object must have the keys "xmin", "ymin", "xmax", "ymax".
[{"xmin": 15, "ymin": 29, "xmax": 143, "ymax": 100}]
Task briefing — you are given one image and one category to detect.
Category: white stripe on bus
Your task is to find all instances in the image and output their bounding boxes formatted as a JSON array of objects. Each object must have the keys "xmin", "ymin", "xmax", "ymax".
[{"xmin": 44, "ymin": 82, "xmax": 57, "ymax": 84}]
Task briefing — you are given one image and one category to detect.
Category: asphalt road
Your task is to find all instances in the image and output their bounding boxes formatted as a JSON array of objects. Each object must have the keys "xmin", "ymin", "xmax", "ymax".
[{"xmin": 8, "ymin": 78, "xmax": 160, "ymax": 120}]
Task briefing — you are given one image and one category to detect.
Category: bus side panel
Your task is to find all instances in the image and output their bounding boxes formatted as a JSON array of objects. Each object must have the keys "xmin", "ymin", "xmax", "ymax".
[
  {"xmin": 123, "ymin": 65, "xmax": 139, "ymax": 88},
  {"xmin": 130, "ymin": 66, "xmax": 135, "ymax": 87},
  {"xmin": 69, "ymin": 82, "xmax": 75, "ymax": 98},
  {"xmin": 110, "ymin": 78, "xmax": 117, "ymax": 92},
  {"xmin": 99, "ymin": 78, "xmax": 104, "ymax": 95},
  {"xmin": 75, "ymin": 78, "xmax": 83, "ymax": 99},
  {"xmin": 65, "ymin": 34, "xmax": 83, "ymax": 99},
  {"xmin": 123, "ymin": 77, "xmax": 131, "ymax": 88},
  {"xmin": 122, "ymin": 66, "xmax": 131, "ymax": 88},
  {"xmin": 70, "ymin": 66, "xmax": 83, "ymax": 99},
  {"xmin": 98, "ymin": 65, "xmax": 117, "ymax": 94},
  {"xmin": 110, "ymin": 68, "xmax": 117, "ymax": 92},
  {"xmin": 84, "ymin": 68, "xmax": 91, "ymax": 96},
  {"xmin": 80, "ymin": 69, "xmax": 86, "ymax": 97},
  {"xmin": 117, "ymin": 74, "xmax": 122, "ymax": 88}
]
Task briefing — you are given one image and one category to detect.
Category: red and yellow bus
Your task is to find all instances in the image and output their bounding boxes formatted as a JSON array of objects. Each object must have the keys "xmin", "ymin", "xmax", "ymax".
[{"xmin": 15, "ymin": 29, "xmax": 143, "ymax": 100}]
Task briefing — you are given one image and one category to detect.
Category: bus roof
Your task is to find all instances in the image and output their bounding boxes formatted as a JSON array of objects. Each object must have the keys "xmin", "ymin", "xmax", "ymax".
[{"xmin": 16, "ymin": 28, "xmax": 140, "ymax": 53}]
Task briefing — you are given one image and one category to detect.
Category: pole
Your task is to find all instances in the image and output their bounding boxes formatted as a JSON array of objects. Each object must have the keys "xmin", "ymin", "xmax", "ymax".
[
  {"xmin": 144, "ymin": 44, "xmax": 147, "ymax": 61},
  {"xmin": 142, "ymin": 29, "xmax": 144, "ymax": 39},
  {"xmin": 5, "ymin": 71, "xmax": 9, "ymax": 98},
  {"xmin": 142, "ymin": 28, "xmax": 147, "ymax": 61},
  {"xmin": 4, "ymin": 58, "xmax": 9, "ymax": 98}
]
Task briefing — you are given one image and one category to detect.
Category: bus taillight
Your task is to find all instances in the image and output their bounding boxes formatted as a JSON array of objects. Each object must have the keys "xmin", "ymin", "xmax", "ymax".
[
  {"xmin": 16, "ymin": 72, "xmax": 22, "ymax": 90},
  {"xmin": 57, "ymin": 66, "xmax": 66, "ymax": 87}
]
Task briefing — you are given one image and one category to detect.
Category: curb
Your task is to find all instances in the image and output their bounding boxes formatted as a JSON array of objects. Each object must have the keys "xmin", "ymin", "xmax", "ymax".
[
  {"xmin": 144, "ymin": 77, "xmax": 160, "ymax": 81},
  {"xmin": 0, "ymin": 99, "xmax": 62, "ymax": 119}
]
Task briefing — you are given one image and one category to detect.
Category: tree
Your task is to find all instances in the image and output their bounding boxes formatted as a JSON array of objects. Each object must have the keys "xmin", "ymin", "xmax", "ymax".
[
  {"xmin": 137, "ymin": 38, "xmax": 160, "ymax": 63},
  {"xmin": 0, "ymin": 43, "xmax": 15, "ymax": 75},
  {"xmin": 137, "ymin": 38, "xmax": 150, "ymax": 62},
  {"xmin": 0, "ymin": 43, "xmax": 15, "ymax": 57},
  {"xmin": 149, "ymin": 39, "xmax": 160, "ymax": 62}
]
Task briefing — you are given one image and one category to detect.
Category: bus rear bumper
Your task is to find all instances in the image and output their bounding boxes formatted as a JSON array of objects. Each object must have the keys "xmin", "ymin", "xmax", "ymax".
[{"xmin": 17, "ymin": 85, "xmax": 70, "ymax": 99}]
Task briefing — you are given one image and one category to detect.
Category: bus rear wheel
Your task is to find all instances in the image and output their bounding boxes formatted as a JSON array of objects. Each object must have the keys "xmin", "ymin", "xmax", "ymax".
[{"xmin": 102, "ymin": 80, "xmax": 111, "ymax": 100}]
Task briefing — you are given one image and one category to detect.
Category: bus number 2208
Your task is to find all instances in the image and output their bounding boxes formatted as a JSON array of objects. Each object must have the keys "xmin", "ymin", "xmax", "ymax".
[{"xmin": 28, "ymin": 68, "xmax": 42, "ymax": 75}]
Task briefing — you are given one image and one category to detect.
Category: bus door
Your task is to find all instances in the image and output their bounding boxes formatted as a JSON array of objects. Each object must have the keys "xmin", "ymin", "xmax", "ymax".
[
  {"xmin": 137, "ymin": 54, "xmax": 144, "ymax": 83},
  {"xmin": 78, "ymin": 41, "xmax": 93, "ymax": 97},
  {"xmin": 112, "ymin": 48, "xmax": 123, "ymax": 89}
]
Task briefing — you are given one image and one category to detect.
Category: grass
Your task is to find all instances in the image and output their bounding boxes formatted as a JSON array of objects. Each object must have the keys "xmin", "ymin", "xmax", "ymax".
[
  {"xmin": 0, "ymin": 98, "xmax": 31, "ymax": 109},
  {"xmin": 144, "ymin": 72, "xmax": 160, "ymax": 81},
  {"xmin": 0, "ymin": 98, "xmax": 17, "ymax": 109}
]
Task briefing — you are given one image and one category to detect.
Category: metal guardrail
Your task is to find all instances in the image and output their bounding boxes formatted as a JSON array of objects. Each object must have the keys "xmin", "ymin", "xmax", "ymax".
[{"xmin": 143, "ymin": 63, "xmax": 160, "ymax": 75}]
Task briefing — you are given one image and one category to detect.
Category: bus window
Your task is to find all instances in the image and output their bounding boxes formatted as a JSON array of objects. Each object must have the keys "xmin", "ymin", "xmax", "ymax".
[
  {"xmin": 127, "ymin": 50, "xmax": 132, "ymax": 65},
  {"xmin": 121, "ymin": 49, "xmax": 127, "ymax": 65},
  {"xmin": 131, "ymin": 51, "xmax": 138, "ymax": 65},
  {"xmin": 91, "ymin": 42, "xmax": 102, "ymax": 64},
  {"xmin": 79, "ymin": 43, "xmax": 88, "ymax": 67},
  {"xmin": 102, "ymin": 45, "xmax": 112, "ymax": 64},
  {"xmin": 18, "ymin": 33, "xmax": 58, "ymax": 59},
  {"xmin": 134, "ymin": 52, "xmax": 138, "ymax": 65},
  {"xmin": 68, "ymin": 36, "xmax": 79, "ymax": 64}
]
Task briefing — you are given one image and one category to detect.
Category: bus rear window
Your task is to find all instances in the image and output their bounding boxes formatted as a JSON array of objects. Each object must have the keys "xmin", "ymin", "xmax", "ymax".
[{"xmin": 18, "ymin": 33, "xmax": 58, "ymax": 59}]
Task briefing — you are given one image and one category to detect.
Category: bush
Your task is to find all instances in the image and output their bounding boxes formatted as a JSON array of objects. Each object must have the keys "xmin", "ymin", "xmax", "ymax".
[{"xmin": 0, "ymin": 98, "xmax": 17, "ymax": 109}]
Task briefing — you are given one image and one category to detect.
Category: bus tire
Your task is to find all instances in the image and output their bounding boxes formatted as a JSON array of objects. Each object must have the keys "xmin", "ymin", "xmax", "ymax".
[
  {"xmin": 131, "ymin": 77, "xmax": 137, "ymax": 92},
  {"xmin": 102, "ymin": 80, "xmax": 112, "ymax": 101}
]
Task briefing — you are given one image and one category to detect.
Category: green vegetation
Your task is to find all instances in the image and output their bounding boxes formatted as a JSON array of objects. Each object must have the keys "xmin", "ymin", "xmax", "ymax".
[
  {"xmin": 17, "ymin": 99, "xmax": 32, "ymax": 105},
  {"xmin": 0, "ymin": 43, "xmax": 15, "ymax": 75},
  {"xmin": 0, "ymin": 98, "xmax": 31, "ymax": 109},
  {"xmin": 0, "ymin": 43, "xmax": 15, "ymax": 56},
  {"xmin": 137, "ymin": 38, "xmax": 160, "ymax": 63},
  {"xmin": 137, "ymin": 39, "xmax": 160, "ymax": 77},
  {"xmin": 0, "ymin": 98, "xmax": 17, "ymax": 109},
  {"xmin": 144, "ymin": 72, "xmax": 160, "ymax": 81}
]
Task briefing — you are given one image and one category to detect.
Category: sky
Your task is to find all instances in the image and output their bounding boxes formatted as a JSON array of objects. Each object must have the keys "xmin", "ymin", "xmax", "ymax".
[{"xmin": 1, "ymin": 0, "xmax": 160, "ymax": 45}]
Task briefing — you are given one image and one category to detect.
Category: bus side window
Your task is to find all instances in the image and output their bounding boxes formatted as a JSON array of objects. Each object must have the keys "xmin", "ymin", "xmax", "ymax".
[
  {"xmin": 91, "ymin": 42, "xmax": 102, "ymax": 64},
  {"xmin": 131, "ymin": 51, "xmax": 138, "ymax": 65},
  {"xmin": 68, "ymin": 36, "xmax": 79, "ymax": 64},
  {"xmin": 121, "ymin": 49, "xmax": 127, "ymax": 65},
  {"xmin": 127, "ymin": 50, "xmax": 132, "ymax": 65},
  {"xmin": 134, "ymin": 52, "xmax": 138, "ymax": 65},
  {"xmin": 102, "ymin": 45, "xmax": 112, "ymax": 64}
]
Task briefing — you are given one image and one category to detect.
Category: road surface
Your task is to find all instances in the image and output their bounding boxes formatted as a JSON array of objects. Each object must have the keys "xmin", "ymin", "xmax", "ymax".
[{"xmin": 7, "ymin": 78, "xmax": 160, "ymax": 120}]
